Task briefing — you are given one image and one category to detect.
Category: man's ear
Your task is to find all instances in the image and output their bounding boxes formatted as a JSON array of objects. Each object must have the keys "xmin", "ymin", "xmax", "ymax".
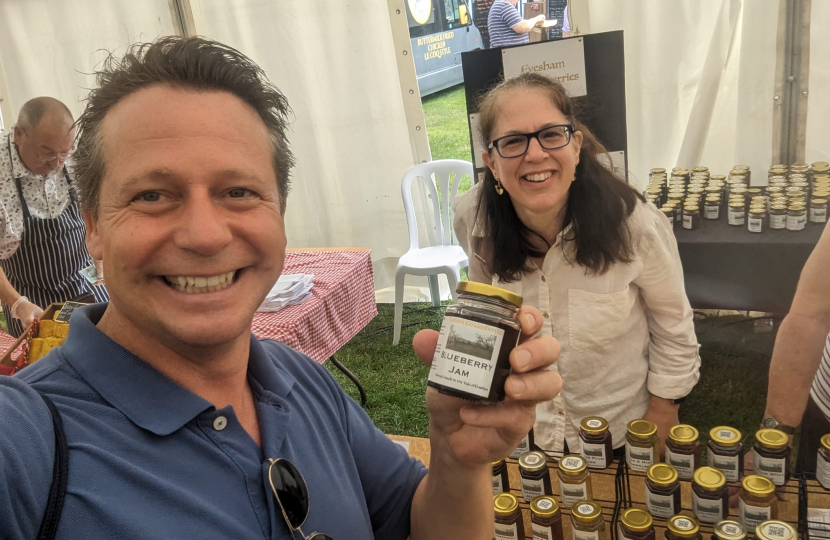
[{"xmin": 83, "ymin": 210, "xmax": 103, "ymax": 261}]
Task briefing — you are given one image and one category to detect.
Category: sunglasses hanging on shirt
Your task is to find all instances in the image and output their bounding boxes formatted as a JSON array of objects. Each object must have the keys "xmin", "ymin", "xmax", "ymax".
[{"xmin": 267, "ymin": 458, "xmax": 334, "ymax": 540}]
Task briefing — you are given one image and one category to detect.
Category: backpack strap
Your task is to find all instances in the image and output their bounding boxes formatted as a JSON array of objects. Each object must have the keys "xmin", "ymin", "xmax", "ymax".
[{"xmin": 35, "ymin": 393, "xmax": 68, "ymax": 540}]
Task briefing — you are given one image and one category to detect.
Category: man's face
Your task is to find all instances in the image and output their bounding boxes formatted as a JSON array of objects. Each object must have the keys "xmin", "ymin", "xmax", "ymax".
[
  {"xmin": 84, "ymin": 86, "xmax": 287, "ymax": 352},
  {"xmin": 13, "ymin": 121, "xmax": 75, "ymax": 176}
]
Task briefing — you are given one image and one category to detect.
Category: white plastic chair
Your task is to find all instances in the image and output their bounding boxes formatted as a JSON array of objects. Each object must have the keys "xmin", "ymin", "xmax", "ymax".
[{"xmin": 393, "ymin": 159, "xmax": 471, "ymax": 345}]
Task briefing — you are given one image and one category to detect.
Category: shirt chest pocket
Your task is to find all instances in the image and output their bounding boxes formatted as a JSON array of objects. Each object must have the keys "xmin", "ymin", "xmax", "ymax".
[{"xmin": 568, "ymin": 287, "xmax": 631, "ymax": 352}]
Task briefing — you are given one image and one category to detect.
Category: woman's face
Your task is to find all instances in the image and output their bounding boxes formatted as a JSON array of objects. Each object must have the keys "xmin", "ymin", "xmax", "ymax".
[{"xmin": 482, "ymin": 88, "xmax": 582, "ymax": 217}]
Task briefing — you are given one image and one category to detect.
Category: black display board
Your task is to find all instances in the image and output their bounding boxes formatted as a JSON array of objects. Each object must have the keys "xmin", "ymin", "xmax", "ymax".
[
  {"xmin": 472, "ymin": 0, "xmax": 495, "ymax": 48},
  {"xmin": 460, "ymin": 30, "xmax": 628, "ymax": 181},
  {"xmin": 546, "ymin": 0, "xmax": 568, "ymax": 40}
]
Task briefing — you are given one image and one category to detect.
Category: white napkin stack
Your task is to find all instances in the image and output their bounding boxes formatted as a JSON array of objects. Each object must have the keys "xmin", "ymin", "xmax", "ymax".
[{"xmin": 258, "ymin": 274, "xmax": 314, "ymax": 312}]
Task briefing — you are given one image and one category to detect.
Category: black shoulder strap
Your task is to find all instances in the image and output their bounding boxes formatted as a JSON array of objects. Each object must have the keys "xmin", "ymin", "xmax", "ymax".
[{"xmin": 36, "ymin": 393, "xmax": 68, "ymax": 540}]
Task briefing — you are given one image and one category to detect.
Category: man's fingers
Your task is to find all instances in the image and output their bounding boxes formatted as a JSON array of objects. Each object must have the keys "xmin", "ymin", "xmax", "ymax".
[
  {"xmin": 459, "ymin": 400, "xmax": 534, "ymax": 433},
  {"xmin": 505, "ymin": 370, "xmax": 562, "ymax": 402},
  {"xmin": 517, "ymin": 306, "xmax": 543, "ymax": 339},
  {"xmin": 413, "ymin": 329, "xmax": 439, "ymax": 366}
]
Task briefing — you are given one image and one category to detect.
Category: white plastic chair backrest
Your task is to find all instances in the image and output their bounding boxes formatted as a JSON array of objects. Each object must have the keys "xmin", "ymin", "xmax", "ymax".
[{"xmin": 401, "ymin": 159, "xmax": 474, "ymax": 251}]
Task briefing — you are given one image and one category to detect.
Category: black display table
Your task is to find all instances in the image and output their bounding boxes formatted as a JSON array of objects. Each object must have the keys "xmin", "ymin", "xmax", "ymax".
[{"xmin": 673, "ymin": 218, "xmax": 825, "ymax": 313}]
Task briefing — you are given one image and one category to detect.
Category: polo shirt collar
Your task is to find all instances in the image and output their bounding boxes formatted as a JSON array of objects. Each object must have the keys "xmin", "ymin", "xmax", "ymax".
[{"xmin": 60, "ymin": 304, "xmax": 293, "ymax": 436}]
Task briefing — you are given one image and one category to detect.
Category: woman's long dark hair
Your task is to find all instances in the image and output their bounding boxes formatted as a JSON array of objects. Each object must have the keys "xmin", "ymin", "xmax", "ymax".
[{"xmin": 476, "ymin": 72, "xmax": 645, "ymax": 282}]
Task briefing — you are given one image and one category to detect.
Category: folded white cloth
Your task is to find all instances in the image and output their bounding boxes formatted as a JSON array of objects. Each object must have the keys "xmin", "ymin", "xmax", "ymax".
[{"xmin": 258, "ymin": 274, "xmax": 314, "ymax": 312}]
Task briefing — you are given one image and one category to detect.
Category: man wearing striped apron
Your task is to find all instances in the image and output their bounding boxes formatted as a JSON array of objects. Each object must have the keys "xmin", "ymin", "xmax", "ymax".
[{"xmin": 0, "ymin": 97, "xmax": 108, "ymax": 336}]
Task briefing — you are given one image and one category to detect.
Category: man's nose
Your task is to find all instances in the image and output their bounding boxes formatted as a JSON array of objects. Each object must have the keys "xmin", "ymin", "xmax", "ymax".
[{"xmin": 175, "ymin": 194, "xmax": 233, "ymax": 255}]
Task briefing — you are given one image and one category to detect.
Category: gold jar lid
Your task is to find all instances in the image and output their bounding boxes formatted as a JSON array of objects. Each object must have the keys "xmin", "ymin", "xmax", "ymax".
[
  {"xmin": 715, "ymin": 520, "xmax": 747, "ymax": 540},
  {"xmin": 706, "ymin": 195, "xmax": 721, "ymax": 201},
  {"xmin": 620, "ymin": 508, "xmax": 653, "ymax": 532},
  {"xmin": 530, "ymin": 495, "xmax": 560, "ymax": 518},
  {"xmin": 492, "ymin": 458, "xmax": 505, "ymax": 467},
  {"xmin": 571, "ymin": 500, "xmax": 602, "ymax": 523},
  {"xmin": 766, "ymin": 186, "xmax": 783, "ymax": 192},
  {"xmin": 710, "ymin": 426, "xmax": 742, "ymax": 446},
  {"xmin": 494, "ymin": 493, "xmax": 520, "ymax": 517},
  {"xmin": 812, "ymin": 199, "xmax": 828, "ymax": 206},
  {"xmin": 693, "ymin": 166, "xmax": 709, "ymax": 173},
  {"xmin": 812, "ymin": 161, "xmax": 830, "ymax": 169},
  {"xmin": 672, "ymin": 167, "xmax": 689, "ymax": 174},
  {"xmin": 731, "ymin": 187, "xmax": 748, "ymax": 193},
  {"xmin": 734, "ymin": 164, "xmax": 751, "ymax": 170},
  {"xmin": 747, "ymin": 188, "xmax": 762, "ymax": 194},
  {"xmin": 711, "ymin": 174, "xmax": 727, "ymax": 180},
  {"xmin": 751, "ymin": 197, "xmax": 768, "ymax": 203},
  {"xmin": 742, "ymin": 474, "xmax": 775, "ymax": 497},
  {"xmin": 559, "ymin": 454, "xmax": 588, "ymax": 475},
  {"xmin": 580, "ymin": 416, "xmax": 609, "ymax": 435},
  {"xmin": 729, "ymin": 202, "xmax": 746, "ymax": 209},
  {"xmin": 688, "ymin": 187, "xmax": 705, "ymax": 194},
  {"xmin": 694, "ymin": 466, "xmax": 726, "ymax": 491},
  {"xmin": 646, "ymin": 187, "xmax": 663, "ymax": 194},
  {"xmin": 684, "ymin": 206, "xmax": 700, "ymax": 213},
  {"xmin": 789, "ymin": 204, "xmax": 806, "ymax": 211},
  {"xmin": 822, "ymin": 434, "xmax": 830, "ymax": 451},
  {"xmin": 770, "ymin": 204, "xmax": 788, "ymax": 211},
  {"xmin": 755, "ymin": 429, "xmax": 788, "ymax": 449},
  {"xmin": 750, "ymin": 208, "xmax": 766, "ymax": 215},
  {"xmin": 813, "ymin": 192, "xmax": 830, "ymax": 198},
  {"xmin": 664, "ymin": 201, "xmax": 679, "ymax": 208},
  {"xmin": 770, "ymin": 163, "xmax": 788, "ymax": 169},
  {"xmin": 456, "ymin": 282, "xmax": 523, "ymax": 307},
  {"xmin": 755, "ymin": 521, "xmax": 796, "ymax": 540},
  {"xmin": 650, "ymin": 168, "xmax": 667, "ymax": 174},
  {"xmin": 627, "ymin": 419, "xmax": 657, "ymax": 439},
  {"xmin": 669, "ymin": 424, "xmax": 699, "ymax": 444},
  {"xmin": 660, "ymin": 208, "xmax": 675, "ymax": 217},
  {"xmin": 647, "ymin": 463, "xmax": 679, "ymax": 487},
  {"xmin": 789, "ymin": 197, "xmax": 806, "ymax": 204},
  {"xmin": 519, "ymin": 451, "xmax": 548, "ymax": 472},
  {"xmin": 667, "ymin": 515, "xmax": 701, "ymax": 538}
]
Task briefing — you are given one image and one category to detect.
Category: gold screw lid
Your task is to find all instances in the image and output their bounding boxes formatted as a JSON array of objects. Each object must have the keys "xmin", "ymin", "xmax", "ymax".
[
  {"xmin": 456, "ymin": 281, "xmax": 523, "ymax": 307},
  {"xmin": 710, "ymin": 426, "xmax": 742, "ymax": 446},
  {"xmin": 693, "ymin": 167, "xmax": 709, "ymax": 173},
  {"xmin": 647, "ymin": 463, "xmax": 679, "ymax": 487},
  {"xmin": 715, "ymin": 520, "xmax": 747, "ymax": 540},
  {"xmin": 755, "ymin": 429, "xmax": 788, "ymax": 450},
  {"xmin": 729, "ymin": 202, "xmax": 746, "ymax": 209},
  {"xmin": 811, "ymin": 199, "xmax": 827, "ymax": 205},
  {"xmin": 627, "ymin": 419, "xmax": 657, "ymax": 439},
  {"xmin": 650, "ymin": 168, "xmax": 667, "ymax": 174},
  {"xmin": 492, "ymin": 458, "xmax": 505, "ymax": 467},
  {"xmin": 580, "ymin": 416, "xmax": 609, "ymax": 435},
  {"xmin": 750, "ymin": 208, "xmax": 766, "ymax": 215},
  {"xmin": 571, "ymin": 500, "xmax": 602, "ymax": 523},
  {"xmin": 770, "ymin": 204, "xmax": 788, "ymax": 211},
  {"xmin": 493, "ymin": 493, "xmax": 520, "ymax": 517},
  {"xmin": 669, "ymin": 424, "xmax": 699, "ymax": 444},
  {"xmin": 789, "ymin": 204, "xmax": 806, "ymax": 211},
  {"xmin": 693, "ymin": 466, "xmax": 726, "ymax": 491},
  {"xmin": 755, "ymin": 521, "xmax": 796, "ymax": 540},
  {"xmin": 519, "ymin": 451, "xmax": 548, "ymax": 472},
  {"xmin": 667, "ymin": 515, "xmax": 701, "ymax": 538},
  {"xmin": 812, "ymin": 161, "xmax": 830, "ymax": 169},
  {"xmin": 660, "ymin": 208, "xmax": 675, "ymax": 217},
  {"xmin": 531, "ymin": 495, "xmax": 560, "ymax": 518},
  {"xmin": 742, "ymin": 474, "xmax": 775, "ymax": 497},
  {"xmin": 559, "ymin": 454, "xmax": 588, "ymax": 475},
  {"xmin": 620, "ymin": 508, "xmax": 653, "ymax": 532},
  {"xmin": 822, "ymin": 434, "xmax": 830, "ymax": 451}
]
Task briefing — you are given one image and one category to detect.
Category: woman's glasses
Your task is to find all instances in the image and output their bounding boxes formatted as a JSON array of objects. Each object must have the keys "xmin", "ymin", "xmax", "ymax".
[
  {"xmin": 488, "ymin": 124, "xmax": 576, "ymax": 158},
  {"xmin": 267, "ymin": 458, "xmax": 334, "ymax": 540}
]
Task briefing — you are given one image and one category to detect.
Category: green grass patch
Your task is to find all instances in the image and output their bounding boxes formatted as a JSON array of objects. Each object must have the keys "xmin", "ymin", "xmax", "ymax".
[{"xmin": 422, "ymin": 85, "xmax": 474, "ymax": 195}]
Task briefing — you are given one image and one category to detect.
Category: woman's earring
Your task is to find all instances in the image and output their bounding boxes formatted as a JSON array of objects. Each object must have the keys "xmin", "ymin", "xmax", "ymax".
[{"xmin": 494, "ymin": 177, "xmax": 504, "ymax": 195}]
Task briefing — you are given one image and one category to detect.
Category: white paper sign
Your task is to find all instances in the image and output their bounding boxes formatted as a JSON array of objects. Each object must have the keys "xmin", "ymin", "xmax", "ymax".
[{"xmin": 502, "ymin": 38, "xmax": 588, "ymax": 97}]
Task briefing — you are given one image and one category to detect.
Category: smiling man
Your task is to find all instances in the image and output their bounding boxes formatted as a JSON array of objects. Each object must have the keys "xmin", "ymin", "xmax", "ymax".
[
  {"xmin": 0, "ymin": 37, "xmax": 562, "ymax": 539},
  {"xmin": 0, "ymin": 97, "xmax": 109, "ymax": 336}
]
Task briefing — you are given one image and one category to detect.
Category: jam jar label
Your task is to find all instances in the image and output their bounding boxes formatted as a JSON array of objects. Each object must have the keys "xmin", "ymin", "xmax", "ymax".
[
  {"xmin": 492, "ymin": 474, "xmax": 504, "ymax": 495},
  {"xmin": 572, "ymin": 529, "xmax": 600, "ymax": 540},
  {"xmin": 770, "ymin": 214, "xmax": 787, "ymax": 229},
  {"xmin": 522, "ymin": 477, "xmax": 545, "ymax": 502},
  {"xmin": 748, "ymin": 217, "xmax": 763, "ymax": 232},
  {"xmin": 683, "ymin": 214, "xmax": 693, "ymax": 229},
  {"xmin": 510, "ymin": 435, "xmax": 531, "ymax": 459},
  {"xmin": 811, "ymin": 207, "xmax": 827, "ymax": 223},
  {"xmin": 532, "ymin": 523, "xmax": 554, "ymax": 540},
  {"xmin": 704, "ymin": 205, "xmax": 720, "ymax": 219},
  {"xmin": 787, "ymin": 214, "xmax": 805, "ymax": 231},
  {"xmin": 739, "ymin": 498, "xmax": 772, "ymax": 530},
  {"xmin": 728, "ymin": 210, "xmax": 745, "ymax": 226},
  {"xmin": 817, "ymin": 453, "xmax": 830, "ymax": 489},
  {"xmin": 710, "ymin": 454, "xmax": 740, "ymax": 482},
  {"xmin": 692, "ymin": 491, "xmax": 724, "ymax": 524},
  {"xmin": 753, "ymin": 451, "xmax": 787, "ymax": 485},
  {"xmin": 646, "ymin": 488, "xmax": 676, "ymax": 519},
  {"xmin": 673, "ymin": 518, "xmax": 694, "ymax": 531},
  {"xmin": 581, "ymin": 442, "xmax": 607, "ymax": 469},
  {"xmin": 495, "ymin": 522, "xmax": 520, "ymax": 540},
  {"xmin": 430, "ymin": 316, "xmax": 506, "ymax": 398},
  {"xmin": 665, "ymin": 447, "xmax": 694, "ymax": 479},
  {"xmin": 626, "ymin": 443, "xmax": 654, "ymax": 471},
  {"xmin": 721, "ymin": 523, "xmax": 743, "ymax": 536},
  {"xmin": 558, "ymin": 479, "xmax": 588, "ymax": 507},
  {"xmin": 760, "ymin": 522, "xmax": 793, "ymax": 540}
]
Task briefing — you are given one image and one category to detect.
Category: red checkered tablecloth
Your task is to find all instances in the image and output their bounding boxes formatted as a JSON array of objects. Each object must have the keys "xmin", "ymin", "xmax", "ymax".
[{"xmin": 0, "ymin": 249, "xmax": 377, "ymax": 365}]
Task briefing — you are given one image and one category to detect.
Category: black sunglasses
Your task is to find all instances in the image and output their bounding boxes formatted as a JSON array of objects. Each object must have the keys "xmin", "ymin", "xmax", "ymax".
[
  {"xmin": 488, "ymin": 124, "xmax": 576, "ymax": 158},
  {"xmin": 267, "ymin": 458, "xmax": 334, "ymax": 540}
]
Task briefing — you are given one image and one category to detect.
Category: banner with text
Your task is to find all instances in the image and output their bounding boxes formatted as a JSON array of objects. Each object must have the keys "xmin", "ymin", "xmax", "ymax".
[{"xmin": 502, "ymin": 37, "xmax": 587, "ymax": 97}]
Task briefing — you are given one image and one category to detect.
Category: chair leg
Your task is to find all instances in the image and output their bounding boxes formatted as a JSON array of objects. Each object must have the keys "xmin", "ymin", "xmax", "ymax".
[
  {"xmin": 393, "ymin": 270, "xmax": 406, "ymax": 345},
  {"xmin": 329, "ymin": 355, "xmax": 367, "ymax": 407},
  {"xmin": 446, "ymin": 270, "xmax": 460, "ymax": 302},
  {"xmin": 428, "ymin": 274, "xmax": 441, "ymax": 307}
]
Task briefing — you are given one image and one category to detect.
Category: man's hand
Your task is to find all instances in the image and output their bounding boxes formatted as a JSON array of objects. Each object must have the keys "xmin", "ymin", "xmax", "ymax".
[
  {"xmin": 412, "ymin": 305, "xmax": 562, "ymax": 466},
  {"xmin": 11, "ymin": 297, "xmax": 43, "ymax": 330},
  {"xmin": 534, "ymin": 14, "xmax": 546, "ymax": 27},
  {"xmin": 642, "ymin": 396, "xmax": 679, "ymax": 458}
]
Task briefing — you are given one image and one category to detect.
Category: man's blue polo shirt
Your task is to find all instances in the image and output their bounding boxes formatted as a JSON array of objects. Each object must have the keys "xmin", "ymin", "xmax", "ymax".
[{"xmin": 0, "ymin": 304, "xmax": 426, "ymax": 539}]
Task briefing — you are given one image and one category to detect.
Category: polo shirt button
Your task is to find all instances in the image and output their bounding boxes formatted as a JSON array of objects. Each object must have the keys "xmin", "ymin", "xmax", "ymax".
[
  {"xmin": 541, "ymin": 275, "xmax": 546, "ymax": 282},
  {"xmin": 543, "ymin": 312, "xmax": 550, "ymax": 319},
  {"xmin": 213, "ymin": 416, "xmax": 228, "ymax": 431}
]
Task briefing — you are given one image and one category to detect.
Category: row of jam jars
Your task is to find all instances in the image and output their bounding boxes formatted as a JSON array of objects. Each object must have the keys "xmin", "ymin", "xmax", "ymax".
[
  {"xmin": 618, "ymin": 508, "xmax": 655, "ymax": 540},
  {"xmin": 494, "ymin": 493, "xmax": 568, "ymax": 540}
]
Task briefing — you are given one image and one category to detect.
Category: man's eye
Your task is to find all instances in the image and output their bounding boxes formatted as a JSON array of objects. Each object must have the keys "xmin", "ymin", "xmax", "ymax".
[
  {"xmin": 138, "ymin": 192, "xmax": 161, "ymax": 202},
  {"xmin": 229, "ymin": 188, "xmax": 252, "ymax": 198}
]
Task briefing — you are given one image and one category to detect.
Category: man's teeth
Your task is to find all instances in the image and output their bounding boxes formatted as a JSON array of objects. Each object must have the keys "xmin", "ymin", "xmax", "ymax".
[
  {"xmin": 524, "ymin": 172, "xmax": 553, "ymax": 182},
  {"xmin": 164, "ymin": 271, "xmax": 236, "ymax": 293}
]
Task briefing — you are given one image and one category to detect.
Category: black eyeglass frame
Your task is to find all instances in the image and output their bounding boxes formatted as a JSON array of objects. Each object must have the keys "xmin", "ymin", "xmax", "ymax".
[
  {"xmin": 487, "ymin": 124, "xmax": 577, "ymax": 158},
  {"xmin": 267, "ymin": 458, "xmax": 333, "ymax": 540}
]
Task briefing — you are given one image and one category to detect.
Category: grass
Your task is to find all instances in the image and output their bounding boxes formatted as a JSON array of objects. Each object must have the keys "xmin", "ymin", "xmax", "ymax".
[{"xmin": 422, "ymin": 85, "xmax": 474, "ymax": 195}]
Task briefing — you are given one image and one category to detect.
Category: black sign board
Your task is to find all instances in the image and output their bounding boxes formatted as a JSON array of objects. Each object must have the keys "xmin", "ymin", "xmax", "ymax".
[{"xmin": 54, "ymin": 301, "xmax": 86, "ymax": 323}]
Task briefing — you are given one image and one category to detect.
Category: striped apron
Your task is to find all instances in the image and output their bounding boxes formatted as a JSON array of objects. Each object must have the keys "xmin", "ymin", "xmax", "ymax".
[{"xmin": 1, "ymin": 138, "xmax": 108, "ymax": 336}]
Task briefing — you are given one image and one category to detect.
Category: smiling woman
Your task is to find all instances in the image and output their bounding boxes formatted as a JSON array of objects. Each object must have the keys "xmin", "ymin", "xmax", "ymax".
[{"xmin": 451, "ymin": 71, "xmax": 702, "ymax": 456}]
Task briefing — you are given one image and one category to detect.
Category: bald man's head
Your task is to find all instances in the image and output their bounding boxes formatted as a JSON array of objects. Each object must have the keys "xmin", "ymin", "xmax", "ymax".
[{"xmin": 13, "ymin": 97, "xmax": 75, "ymax": 176}]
